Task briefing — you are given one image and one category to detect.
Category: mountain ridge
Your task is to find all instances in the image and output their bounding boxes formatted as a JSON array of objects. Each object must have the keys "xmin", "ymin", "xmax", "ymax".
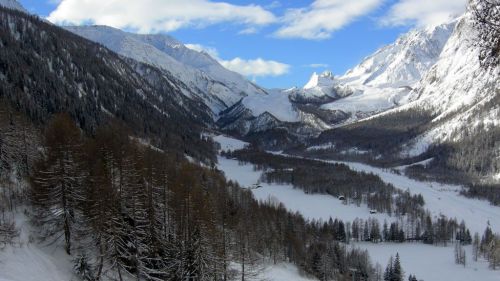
[
  {"xmin": 0, "ymin": 0, "xmax": 26, "ymax": 12},
  {"xmin": 65, "ymin": 25, "xmax": 268, "ymax": 116}
]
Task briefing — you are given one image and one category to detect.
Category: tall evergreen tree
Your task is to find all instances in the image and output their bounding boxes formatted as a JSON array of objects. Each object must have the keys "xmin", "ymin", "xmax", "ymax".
[
  {"xmin": 392, "ymin": 253, "xmax": 403, "ymax": 281},
  {"xmin": 31, "ymin": 114, "xmax": 84, "ymax": 255}
]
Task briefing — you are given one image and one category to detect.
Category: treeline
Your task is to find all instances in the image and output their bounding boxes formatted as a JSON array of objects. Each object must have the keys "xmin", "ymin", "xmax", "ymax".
[
  {"xmin": 347, "ymin": 217, "xmax": 470, "ymax": 246},
  {"xmin": 303, "ymin": 214, "xmax": 469, "ymax": 247},
  {"xmin": 472, "ymin": 226, "xmax": 500, "ymax": 270},
  {"xmin": 457, "ymin": 225, "xmax": 500, "ymax": 270},
  {"xmin": 406, "ymin": 119, "xmax": 500, "ymax": 206},
  {"xmin": 26, "ymin": 114, "xmax": 379, "ymax": 281}
]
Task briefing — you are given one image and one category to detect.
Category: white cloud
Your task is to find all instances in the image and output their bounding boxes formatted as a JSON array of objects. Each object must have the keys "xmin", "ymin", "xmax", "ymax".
[
  {"xmin": 185, "ymin": 43, "xmax": 290, "ymax": 77},
  {"xmin": 382, "ymin": 0, "xmax": 467, "ymax": 27},
  {"xmin": 220, "ymin": 58, "xmax": 290, "ymax": 77},
  {"xmin": 275, "ymin": 0, "xmax": 384, "ymax": 40},
  {"xmin": 48, "ymin": 0, "xmax": 277, "ymax": 33},
  {"xmin": 306, "ymin": 63, "xmax": 329, "ymax": 68},
  {"xmin": 238, "ymin": 27, "xmax": 259, "ymax": 35},
  {"xmin": 265, "ymin": 1, "xmax": 282, "ymax": 9}
]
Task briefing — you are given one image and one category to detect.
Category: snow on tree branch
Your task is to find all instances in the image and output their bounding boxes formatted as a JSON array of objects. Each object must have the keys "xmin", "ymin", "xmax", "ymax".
[{"xmin": 469, "ymin": 0, "xmax": 500, "ymax": 67}]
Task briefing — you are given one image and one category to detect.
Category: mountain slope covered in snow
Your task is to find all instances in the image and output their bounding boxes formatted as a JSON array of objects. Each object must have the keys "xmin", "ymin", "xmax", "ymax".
[
  {"xmin": 295, "ymin": 20, "xmax": 456, "ymax": 123},
  {"xmin": 398, "ymin": 14, "xmax": 499, "ymax": 155},
  {"xmin": 217, "ymin": 20, "xmax": 459, "ymax": 145},
  {"xmin": 309, "ymin": 10, "xmax": 500, "ymax": 185},
  {"xmin": 66, "ymin": 25, "xmax": 267, "ymax": 115}
]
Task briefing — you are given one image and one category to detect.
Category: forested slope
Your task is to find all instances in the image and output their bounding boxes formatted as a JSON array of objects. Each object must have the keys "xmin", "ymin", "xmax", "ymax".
[{"xmin": 0, "ymin": 7, "xmax": 214, "ymax": 162}]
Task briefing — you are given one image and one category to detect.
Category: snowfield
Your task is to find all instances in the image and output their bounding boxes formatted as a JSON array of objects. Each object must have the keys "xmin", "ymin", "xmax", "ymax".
[
  {"xmin": 213, "ymin": 134, "xmax": 249, "ymax": 152},
  {"xmin": 354, "ymin": 242, "xmax": 499, "ymax": 281},
  {"xmin": 218, "ymin": 156, "xmax": 392, "ymax": 223},
  {"xmin": 215, "ymin": 135, "xmax": 500, "ymax": 234},
  {"xmin": 331, "ymin": 160, "xmax": 500, "ymax": 235},
  {"xmin": 214, "ymin": 135, "xmax": 500, "ymax": 281},
  {"xmin": 242, "ymin": 90, "xmax": 299, "ymax": 122},
  {"xmin": 0, "ymin": 211, "xmax": 75, "ymax": 281},
  {"xmin": 319, "ymin": 85, "xmax": 409, "ymax": 116}
]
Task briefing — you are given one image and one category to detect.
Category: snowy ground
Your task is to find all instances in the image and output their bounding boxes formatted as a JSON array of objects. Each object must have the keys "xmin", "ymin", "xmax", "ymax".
[
  {"xmin": 354, "ymin": 242, "xmax": 499, "ymax": 281},
  {"xmin": 0, "ymin": 210, "xmax": 76, "ymax": 281},
  {"xmin": 216, "ymin": 135, "xmax": 500, "ymax": 234},
  {"xmin": 213, "ymin": 135, "xmax": 500, "ymax": 281},
  {"xmin": 213, "ymin": 134, "xmax": 249, "ymax": 152},
  {"xmin": 256, "ymin": 263, "xmax": 317, "ymax": 281},
  {"xmin": 230, "ymin": 262, "xmax": 317, "ymax": 281},
  {"xmin": 218, "ymin": 156, "xmax": 392, "ymax": 223},
  {"xmin": 329, "ymin": 160, "xmax": 500, "ymax": 235}
]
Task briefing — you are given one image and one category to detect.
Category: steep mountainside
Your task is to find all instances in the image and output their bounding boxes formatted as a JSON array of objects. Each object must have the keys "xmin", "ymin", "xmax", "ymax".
[
  {"xmin": 293, "ymin": 20, "xmax": 456, "ymax": 123},
  {"xmin": 0, "ymin": 7, "xmax": 215, "ymax": 161},
  {"xmin": 65, "ymin": 25, "xmax": 267, "ymax": 115},
  {"xmin": 398, "ymin": 15, "xmax": 499, "ymax": 156},
  {"xmin": 341, "ymin": 21, "xmax": 456, "ymax": 88},
  {"xmin": 307, "ymin": 12, "xmax": 500, "ymax": 183}
]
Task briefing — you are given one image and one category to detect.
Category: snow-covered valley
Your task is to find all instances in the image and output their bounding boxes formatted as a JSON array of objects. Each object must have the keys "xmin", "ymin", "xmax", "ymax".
[
  {"xmin": 0, "ymin": 0, "xmax": 499, "ymax": 280},
  {"xmin": 356, "ymin": 242, "xmax": 499, "ymax": 281},
  {"xmin": 214, "ymin": 135, "xmax": 500, "ymax": 281}
]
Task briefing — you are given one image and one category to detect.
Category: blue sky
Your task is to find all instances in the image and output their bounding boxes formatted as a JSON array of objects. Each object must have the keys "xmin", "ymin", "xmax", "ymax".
[{"xmin": 18, "ymin": 0, "xmax": 466, "ymax": 89}]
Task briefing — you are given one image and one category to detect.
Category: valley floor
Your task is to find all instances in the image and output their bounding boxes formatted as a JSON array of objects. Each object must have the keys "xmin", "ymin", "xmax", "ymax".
[
  {"xmin": 355, "ymin": 242, "xmax": 499, "ymax": 281},
  {"xmin": 329, "ymin": 159, "xmax": 500, "ymax": 235},
  {"xmin": 215, "ymin": 134, "xmax": 500, "ymax": 281},
  {"xmin": 2, "ymin": 134, "xmax": 498, "ymax": 281}
]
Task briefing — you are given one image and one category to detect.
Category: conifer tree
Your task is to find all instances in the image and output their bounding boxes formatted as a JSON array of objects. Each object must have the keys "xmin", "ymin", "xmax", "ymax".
[
  {"xmin": 392, "ymin": 253, "xmax": 403, "ymax": 281},
  {"xmin": 31, "ymin": 114, "xmax": 84, "ymax": 255},
  {"xmin": 383, "ymin": 256, "xmax": 393, "ymax": 281},
  {"xmin": 473, "ymin": 232, "xmax": 480, "ymax": 262}
]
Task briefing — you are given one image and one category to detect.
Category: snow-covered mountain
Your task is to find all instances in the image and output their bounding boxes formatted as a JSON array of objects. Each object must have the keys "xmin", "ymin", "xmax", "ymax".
[
  {"xmin": 296, "ymin": 20, "xmax": 457, "ymax": 123},
  {"xmin": 303, "ymin": 71, "xmax": 335, "ymax": 92},
  {"xmin": 0, "ymin": 0, "xmax": 26, "ymax": 12},
  {"xmin": 65, "ymin": 26, "xmax": 319, "ymax": 143},
  {"xmin": 223, "ymin": 20, "xmax": 459, "ymax": 141},
  {"xmin": 308, "ymin": 10, "xmax": 499, "ymax": 181},
  {"xmin": 396, "ymin": 14, "xmax": 500, "ymax": 157},
  {"xmin": 341, "ymin": 21, "xmax": 456, "ymax": 88},
  {"xmin": 66, "ymin": 25, "xmax": 267, "ymax": 116},
  {"xmin": 287, "ymin": 71, "xmax": 352, "ymax": 102}
]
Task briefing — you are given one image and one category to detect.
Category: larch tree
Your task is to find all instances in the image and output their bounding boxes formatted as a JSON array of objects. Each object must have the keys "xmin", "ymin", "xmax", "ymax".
[{"xmin": 31, "ymin": 113, "xmax": 84, "ymax": 255}]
